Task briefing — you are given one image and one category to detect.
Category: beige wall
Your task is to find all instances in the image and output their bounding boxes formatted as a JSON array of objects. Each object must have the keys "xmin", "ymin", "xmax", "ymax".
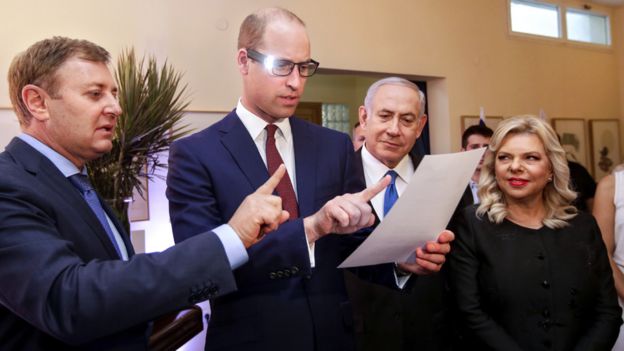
[{"xmin": 0, "ymin": 0, "xmax": 622, "ymax": 155}]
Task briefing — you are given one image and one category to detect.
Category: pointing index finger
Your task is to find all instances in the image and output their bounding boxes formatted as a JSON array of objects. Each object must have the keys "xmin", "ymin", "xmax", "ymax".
[
  {"xmin": 257, "ymin": 164, "xmax": 286, "ymax": 195},
  {"xmin": 358, "ymin": 174, "xmax": 391, "ymax": 202}
]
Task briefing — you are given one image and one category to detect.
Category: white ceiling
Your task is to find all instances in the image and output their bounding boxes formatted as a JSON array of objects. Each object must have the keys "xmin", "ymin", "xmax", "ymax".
[{"xmin": 590, "ymin": 0, "xmax": 624, "ymax": 7}]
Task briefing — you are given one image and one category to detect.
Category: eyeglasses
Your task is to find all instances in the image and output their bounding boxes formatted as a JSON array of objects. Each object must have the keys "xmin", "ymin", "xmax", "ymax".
[{"xmin": 246, "ymin": 48, "xmax": 320, "ymax": 77}]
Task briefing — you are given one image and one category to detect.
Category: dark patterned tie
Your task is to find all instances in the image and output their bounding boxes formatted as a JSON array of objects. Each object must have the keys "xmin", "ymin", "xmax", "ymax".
[
  {"xmin": 69, "ymin": 174, "xmax": 122, "ymax": 256},
  {"xmin": 383, "ymin": 170, "xmax": 399, "ymax": 216},
  {"xmin": 265, "ymin": 124, "xmax": 299, "ymax": 218}
]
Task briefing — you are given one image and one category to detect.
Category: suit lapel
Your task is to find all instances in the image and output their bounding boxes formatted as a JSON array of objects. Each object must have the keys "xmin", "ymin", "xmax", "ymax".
[
  {"xmin": 291, "ymin": 117, "xmax": 317, "ymax": 217},
  {"xmin": 6, "ymin": 138, "xmax": 122, "ymax": 259},
  {"xmin": 219, "ymin": 111, "xmax": 270, "ymax": 191}
]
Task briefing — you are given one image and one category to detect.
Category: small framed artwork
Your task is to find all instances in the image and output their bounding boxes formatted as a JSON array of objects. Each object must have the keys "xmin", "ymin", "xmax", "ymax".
[
  {"xmin": 551, "ymin": 118, "xmax": 589, "ymax": 168},
  {"xmin": 461, "ymin": 115, "xmax": 504, "ymax": 132},
  {"xmin": 589, "ymin": 119, "xmax": 622, "ymax": 180},
  {"xmin": 128, "ymin": 166, "xmax": 149, "ymax": 222}
]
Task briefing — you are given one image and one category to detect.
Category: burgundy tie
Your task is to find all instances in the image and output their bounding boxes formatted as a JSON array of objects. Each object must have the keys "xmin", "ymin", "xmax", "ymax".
[{"xmin": 265, "ymin": 124, "xmax": 299, "ymax": 218}]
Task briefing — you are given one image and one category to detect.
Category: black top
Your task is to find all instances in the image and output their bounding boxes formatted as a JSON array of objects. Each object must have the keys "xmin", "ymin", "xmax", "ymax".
[
  {"xmin": 568, "ymin": 160, "xmax": 596, "ymax": 212},
  {"xmin": 449, "ymin": 206, "xmax": 622, "ymax": 351}
]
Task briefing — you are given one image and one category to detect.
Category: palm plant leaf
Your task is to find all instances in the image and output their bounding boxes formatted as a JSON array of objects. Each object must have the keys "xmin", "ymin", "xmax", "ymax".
[{"xmin": 88, "ymin": 49, "xmax": 191, "ymax": 231}]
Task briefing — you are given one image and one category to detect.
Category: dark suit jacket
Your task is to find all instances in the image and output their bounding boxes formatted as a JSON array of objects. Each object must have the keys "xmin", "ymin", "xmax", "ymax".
[
  {"xmin": 0, "ymin": 138, "xmax": 237, "ymax": 350},
  {"xmin": 344, "ymin": 150, "xmax": 453, "ymax": 351},
  {"xmin": 449, "ymin": 206, "xmax": 622, "ymax": 351},
  {"xmin": 167, "ymin": 111, "xmax": 365, "ymax": 351}
]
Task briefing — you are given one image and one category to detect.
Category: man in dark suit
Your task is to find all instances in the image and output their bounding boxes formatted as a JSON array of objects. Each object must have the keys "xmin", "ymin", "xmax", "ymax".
[
  {"xmin": 345, "ymin": 77, "xmax": 458, "ymax": 351},
  {"xmin": 166, "ymin": 8, "xmax": 453, "ymax": 351},
  {"xmin": 0, "ymin": 36, "xmax": 290, "ymax": 350}
]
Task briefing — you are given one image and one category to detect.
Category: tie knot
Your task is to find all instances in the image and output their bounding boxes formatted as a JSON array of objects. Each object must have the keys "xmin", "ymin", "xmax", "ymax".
[
  {"xmin": 68, "ymin": 174, "xmax": 94, "ymax": 193},
  {"xmin": 266, "ymin": 124, "xmax": 278, "ymax": 138},
  {"xmin": 385, "ymin": 170, "xmax": 398, "ymax": 184}
]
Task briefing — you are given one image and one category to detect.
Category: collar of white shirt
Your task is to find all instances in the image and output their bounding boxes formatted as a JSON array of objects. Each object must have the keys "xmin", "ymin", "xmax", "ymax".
[
  {"xmin": 236, "ymin": 99, "xmax": 293, "ymax": 145},
  {"xmin": 361, "ymin": 143, "xmax": 414, "ymax": 219}
]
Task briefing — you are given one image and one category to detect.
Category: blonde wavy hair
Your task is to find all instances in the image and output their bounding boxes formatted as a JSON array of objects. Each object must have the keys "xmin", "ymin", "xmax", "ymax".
[{"xmin": 476, "ymin": 115, "xmax": 577, "ymax": 229}]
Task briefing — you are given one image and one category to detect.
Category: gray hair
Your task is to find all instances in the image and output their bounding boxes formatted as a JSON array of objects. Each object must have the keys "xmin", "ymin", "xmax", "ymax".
[{"xmin": 363, "ymin": 77, "xmax": 426, "ymax": 118}]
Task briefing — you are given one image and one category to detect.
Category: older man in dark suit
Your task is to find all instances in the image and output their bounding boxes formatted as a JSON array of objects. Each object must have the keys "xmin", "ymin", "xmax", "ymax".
[
  {"xmin": 0, "ymin": 36, "xmax": 289, "ymax": 350},
  {"xmin": 345, "ymin": 77, "xmax": 459, "ymax": 351}
]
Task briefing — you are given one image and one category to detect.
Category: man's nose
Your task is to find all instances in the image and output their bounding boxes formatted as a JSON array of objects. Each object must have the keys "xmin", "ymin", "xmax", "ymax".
[
  {"xmin": 386, "ymin": 117, "xmax": 400, "ymax": 135},
  {"xmin": 104, "ymin": 96, "xmax": 122, "ymax": 117},
  {"xmin": 285, "ymin": 67, "xmax": 304, "ymax": 90}
]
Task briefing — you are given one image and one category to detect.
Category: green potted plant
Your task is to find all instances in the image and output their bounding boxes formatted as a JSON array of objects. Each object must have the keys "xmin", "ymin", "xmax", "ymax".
[{"xmin": 88, "ymin": 49, "xmax": 191, "ymax": 232}]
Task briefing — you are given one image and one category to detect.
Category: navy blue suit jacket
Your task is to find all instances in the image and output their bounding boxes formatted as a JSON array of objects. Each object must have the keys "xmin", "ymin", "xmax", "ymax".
[
  {"xmin": 0, "ymin": 138, "xmax": 237, "ymax": 350},
  {"xmin": 167, "ymin": 111, "xmax": 364, "ymax": 351}
]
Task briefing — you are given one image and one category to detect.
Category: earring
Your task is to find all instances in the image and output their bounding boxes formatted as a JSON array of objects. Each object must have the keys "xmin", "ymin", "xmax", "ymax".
[{"xmin": 547, "ymin": 176, "xmax": 553, "ymax": 182}]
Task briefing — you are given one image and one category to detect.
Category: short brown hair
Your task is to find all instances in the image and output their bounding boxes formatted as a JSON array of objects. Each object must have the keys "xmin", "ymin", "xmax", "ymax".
[
  {"xmin": 461, "ymin": 125, "xmax": 493, "ymax": 148},
  {"xmin": 237, "ymin": 7, "xmax": 305, "ymax": 50},
  {"xmin": 8, "ymin": 36, "xmax": 110, "ymax": 126}
]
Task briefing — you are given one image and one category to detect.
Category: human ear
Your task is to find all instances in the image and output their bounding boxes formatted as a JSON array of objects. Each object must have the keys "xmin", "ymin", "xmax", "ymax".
[
  {"xmin": 415, "ymin": 114, "xmax": 428, "ymax": 138},
  {"xmin": 237, "ymin": 49, "xmax": 250, "ymax": 75},
  {"xmin": 21, "ymin": 84, "xmax": 50, "ymax": 122},
  {"xmin": 358, "ymin": 106, "xmax": 368, "ymax": 128}
]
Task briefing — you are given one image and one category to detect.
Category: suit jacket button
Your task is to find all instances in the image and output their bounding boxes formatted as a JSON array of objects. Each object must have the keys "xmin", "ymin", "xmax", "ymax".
[
  {"xmin": 541, "ymin": 280, "xmax": 550, "ymax": 289},
  {"xmin": 542, "ymin": 308, "xmax": 550, "ymax": 318}
]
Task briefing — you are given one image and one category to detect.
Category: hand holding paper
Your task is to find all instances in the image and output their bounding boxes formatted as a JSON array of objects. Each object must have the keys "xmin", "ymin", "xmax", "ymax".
[
  {"xmin": 397, "ymin": 230, "xmax": 454, "ymax": 275},
  {"xmin": 339, "ymin": 148, "xmax": 486, "ymax": 268}
]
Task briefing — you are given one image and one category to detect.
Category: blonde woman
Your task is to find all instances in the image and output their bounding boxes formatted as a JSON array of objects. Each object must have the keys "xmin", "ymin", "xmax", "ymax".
[
  {"xmin": 450, "ymin": 115, "xmax": 621, "ymax": 350},
  {"xmin": 594, "ymin": 166, "xmax": 624, "ymax": 350}
]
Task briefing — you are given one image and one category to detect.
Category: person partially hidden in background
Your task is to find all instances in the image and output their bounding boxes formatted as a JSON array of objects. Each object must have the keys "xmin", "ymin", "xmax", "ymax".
[
  {"xmin": 459, "ymin": 124, "xmax": 493, "ymax": 205},
  {"xmin": 352, "ymin": 121, "xmax": 366, "ymax": 151},
  {"xmin": 450, "ymin": 115, "xmax": 621, "ymax": 350},
  {"xmin": 557, "ymin": 134, "xmax": 597, "ymax": 212},
  {"xmin": 344, "ymin": 77, "xmax": 454, "ymax": 351},
  {"xmin": 0, "ymin": 36, "xmax": 289, "ymax": 350},
  {"xmin": 568, "ymin": 159, "xmax": 596, "ymax": 212}
]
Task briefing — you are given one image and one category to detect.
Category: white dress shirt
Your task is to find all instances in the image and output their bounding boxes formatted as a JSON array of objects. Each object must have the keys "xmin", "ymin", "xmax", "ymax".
[
  {"xmin": 469, "ymin": 180, "xmax": 480, "ymax": 204},
  {"xmin": 237, "ymin": 100, "xmax": 317, "ymax": 266},
  {"xmin": 361, "ymin": 143, "xmax": 415, "ymax": 287},
  {"xmin": 361, "ymin": 144, "xmax": 414, "ymax": 220}
]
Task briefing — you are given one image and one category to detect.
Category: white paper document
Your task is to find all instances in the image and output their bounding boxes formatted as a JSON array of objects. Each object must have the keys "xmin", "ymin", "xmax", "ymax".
[{"xmin": 338, "ymin": 148, "xmax": 486, "ymax": 268}]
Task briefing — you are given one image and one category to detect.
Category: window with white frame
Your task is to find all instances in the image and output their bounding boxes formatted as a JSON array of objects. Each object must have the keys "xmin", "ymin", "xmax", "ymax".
[
  {"xmin": 508, "ymin": 0, "xmax": 611, "ymax": 47},
  {"xmin": 510, "ymin": 0, "xmax": 560, "ymax": 38},
  {"xmin": 322, "ymin": 104, "xmax": 350, "ymax": 134},
  {"xmin": 566, "ymin": 8, "xmax": 610, "ymax": 45}
]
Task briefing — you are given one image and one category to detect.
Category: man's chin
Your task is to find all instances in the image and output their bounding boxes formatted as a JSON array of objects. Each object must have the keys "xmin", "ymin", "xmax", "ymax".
[{"xmin": 92, "ymin": 143, "xmax": 113, "ymax": 158}]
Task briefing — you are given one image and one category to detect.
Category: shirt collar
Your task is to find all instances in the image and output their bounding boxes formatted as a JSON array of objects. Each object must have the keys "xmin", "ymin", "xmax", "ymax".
[
  {"xmin": 361, "ymin": 142, "xmax": 414, "ymax": 184},
  {"xmin": 236, "ymin": 99, "xmax": 293, "ymax": 142},
  {"xmin": 18, "ymin": 133, "xmax": 84, "ymax": 177}
]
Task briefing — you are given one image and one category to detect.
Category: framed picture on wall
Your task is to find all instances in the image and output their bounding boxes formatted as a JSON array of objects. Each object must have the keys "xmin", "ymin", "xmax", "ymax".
[
  {"xmin": 460, "ymin": 115, "xmax": 504, "ymax": 132},
  {"xmin": 128, "ymin": 165, "xmax": 149, "ymax": 222},
  {"xmin": 589, "ymin": 119, "xmax": 622, "ymax": 180},
  {"xmin": 551, "ymin": 118, "xmax": 589, "ymax": 169}
]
